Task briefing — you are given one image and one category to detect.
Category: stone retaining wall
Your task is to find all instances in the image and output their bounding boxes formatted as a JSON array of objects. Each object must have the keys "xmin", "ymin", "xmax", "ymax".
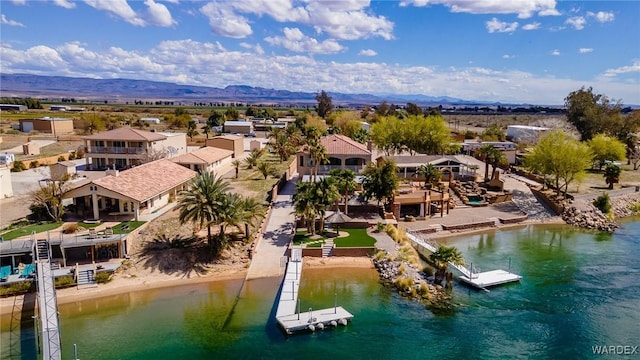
[
  {"xmin": 499, "ymin": 215, "xmax": 528, "ymax": 224},
  {"xmin": 332, "ymin": 247, "xmax": 375, "ymax": 257},
  {"xmin": 441, "ymin": 221, "xmax": 495, "ymax": 231}
]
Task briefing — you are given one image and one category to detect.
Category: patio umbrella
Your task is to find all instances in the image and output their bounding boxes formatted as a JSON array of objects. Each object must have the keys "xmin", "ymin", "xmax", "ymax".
[{"xmin": 324, "ymin": 211, "xmax": 352, "ymax": 236}]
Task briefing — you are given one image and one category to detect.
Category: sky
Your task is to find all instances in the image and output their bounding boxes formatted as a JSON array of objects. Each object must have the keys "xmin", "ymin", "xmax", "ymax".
[{"xmin": 0, "ymin": 0, "xmax": 639, "ymax": 105}]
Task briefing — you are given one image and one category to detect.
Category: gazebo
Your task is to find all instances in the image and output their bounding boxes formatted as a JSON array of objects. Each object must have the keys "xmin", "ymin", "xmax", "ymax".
[{"xmin": 324, "ymin": 211, "xmax": 352, "ymax": 236}]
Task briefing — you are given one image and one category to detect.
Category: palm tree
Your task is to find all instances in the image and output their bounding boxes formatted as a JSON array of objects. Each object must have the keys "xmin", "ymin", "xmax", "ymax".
[
  {"xmin": 177, "ymin": 172, "xmax": 230, "ymax": 249},
  {"xmin": 293, "ymin": 182, "xmax": 317, "ymax": 234},
  {"xmin": 604, "ymin": 164, "xmax": 621, "ymax": 189},
  {"xmin": 244, "ymin": 149, "xmax": 262, "ymax": 169},
  {"xmin": 313, "ymin": 177, "xmax": 340, "ymax": 233},
  {"xmin": 429, "ymin": 245, "xmax": 464, "ymax": 285},
  {"xmin": 216, "ymin": 193, "xmax": 243, "ymax": 241},
  {"xmin": 231, "ymin": 159, "xmax": 241, "ymax": 179},
  {"xmin": 202, "ymin": 124, "xmax": 212, "ymax": 139},
  {"xmin": 238, "ymin": 197, "xmax": 265, "ymax": 239},
  {"xmin": 328, "ymin": 168, "xmax": 357, "ymax": 215},
  {"xmin": 257, "ymin": 161, "xmax": 275, "ymax": 180},
  {"xmin": 268, "ymin": 128, "xmax": 296, "ymax": 163},
  {"xmin": 307, "ymin": 141, "xmax": 328, "ymax": 181},
  {"xmin": 477, "ymin": 144, "xmax": 496, "ymax": 182},
  {"xmin": 416, "ymin": 163, "xmax": 441, "ymax": 188}
]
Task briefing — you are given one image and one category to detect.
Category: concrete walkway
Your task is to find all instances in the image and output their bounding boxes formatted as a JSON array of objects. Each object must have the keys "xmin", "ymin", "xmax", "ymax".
[
  {"xmin": 503, "ymin": 173, "xmax": 557, "ymax": 221},
  {"xmin": 246, "ymin": 178, "xmax": 297, "ymax": 280}
]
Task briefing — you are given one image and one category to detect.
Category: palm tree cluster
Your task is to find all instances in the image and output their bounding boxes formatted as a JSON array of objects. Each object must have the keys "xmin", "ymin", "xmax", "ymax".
[
  {"xmin": 268, "ymin": 127, "xmax": 303, "ymax": 163},
  {"xmin": 416, "ymin": 163, "xmax": 442, "ymax": 188},
  {"xmin": 477, "ymin": 144, "xmax": 507, "ymax": 182},
  {"xmin": 292, "ymin": 177, "xmax": 341, "ymax": 235},
  {"xmin": 177, "ymin": 172, "xmax": 264, "ymax": 252}
]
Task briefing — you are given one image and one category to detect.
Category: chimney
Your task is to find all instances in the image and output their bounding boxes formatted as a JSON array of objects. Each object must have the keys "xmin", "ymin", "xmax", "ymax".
[{"xmin": 106, "ymin": 165, "xmax": 119, "ymax": 177}]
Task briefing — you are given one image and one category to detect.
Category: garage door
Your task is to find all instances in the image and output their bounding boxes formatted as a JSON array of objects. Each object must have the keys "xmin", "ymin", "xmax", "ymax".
[{"xmin": 22, "ymin": 121, "xmax": 33, "ymax": 133}]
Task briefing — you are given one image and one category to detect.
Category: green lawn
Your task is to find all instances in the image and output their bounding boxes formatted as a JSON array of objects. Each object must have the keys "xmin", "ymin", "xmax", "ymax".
[
  {"xmin": 77, "ymin": 221, "xmax": 102, "ymax": 229},
  {"xmin": 1, "ymin": 222, "xmax": 63, "ymax": 240},
  {"xmin": 292, "ymin": 230, "xmax": 326, "ymax": 247},
  {"xmin": 112, "ymin": 221, "xmax": 145, "ymax": 234},
  {"xmin": 334, "ymin": 228, "xmax": 376, "ymax": 247}
]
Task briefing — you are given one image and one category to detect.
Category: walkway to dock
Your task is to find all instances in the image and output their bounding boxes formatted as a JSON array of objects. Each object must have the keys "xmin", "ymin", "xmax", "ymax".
[
  {"xmin": 35, "ymin": 239, "xmax": 61, "ymax": 360},
  {"xmin": 405, "ymin": 230, "xmax": 521, "ymax": 290},
  {"xmin": 275, "ymin": 249, "xmax": 353, "ymax": 334},
  {"xmin": 246, "ymin": 179, "xmax": 297, "ymax": 280}
]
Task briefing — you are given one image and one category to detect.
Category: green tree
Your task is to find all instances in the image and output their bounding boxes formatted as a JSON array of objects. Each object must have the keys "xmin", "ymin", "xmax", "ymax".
[
  {"xmin": 370, "ymin": 116, "xmax": 404, "ymax": 155},
  {"xmin": 244, "ymin": 149, "xmax": 262, "ymax": 169},
  {"xmin": 416, "ymin": 163, "xmax": 441, "ymax": 187},
  {"xmin": 186, "ymin": 120, "xmax": 199, "ymax": 141},
  {"xmin": 406, "ymin": 102, "xmax": 422, "ymax": 116},
  {"xmin": 603, "ymin": 164, "xmax": 621, "ymax": 189},
  {"xmin": 361, "ymin": 158, "xmax": 399, "ymax": 209},
  {"xmin": 177, "ymin": 172, "xmax": 230, "ymax": 249},
  {"xmin": 314, "ymin": 177, "xmax": 340, "ymax": 232},
  {"xmin": 477, "ymin": 145, "xmax": 500, "ymax": 182},
  {"xmin": 257, "ymin": 161, "xmax": 275, "ymax": 180},
  {"xmin": 565, "ymin": 87, "xmax": 624, "ymax": 141},
  {"xmin": 30, "ymin": 175, "xmax": 72, "ymax": 222},
  {"xmin": 328, "ymin": 168, "xmax": 357, "ymax": 215},
  {"xmin": 481, "ymin": 124, "xmax": 506, "ymax": 141},
  {"xmin": 293, "ymin": 182, "xmax": 318, "ymax": 234},
  {"xmin": 587, "ymin": 134, "xmax": 627, "ymax": 170},
  {"xmin": 231, "ymin": 159, "xmax": 241, "ymax": 179},
  {"xmin": 315, "ymin": 90, "xmax": 333, "ymax": 119},
  {"xmin": 268, "ymin": 127, "xmax": 298, "ymax": 163},
  {"xmin": 306, "ymin": 140, "xmax": 328, "ymax": 181},
  {"xmin": 225, "ymin": 107, "xmax": 239, "ymax": 120},
  {"xmin": 202, "ymin": 124, "xmax": 212, "ymax": 139},
  {"xmin": 429, "ymin": 245, "xmax": 464, "ymax": 285},
  {"xmin": 406, "ymin": 114, "xmax": 453, "ymax": 155},
  {"xmin": 207, "ymin": 110, "xmax": 224, "ymax": 127},
  {"xmin": 524, "ymin": 130, "xmax": 592, "ymax": 197}
]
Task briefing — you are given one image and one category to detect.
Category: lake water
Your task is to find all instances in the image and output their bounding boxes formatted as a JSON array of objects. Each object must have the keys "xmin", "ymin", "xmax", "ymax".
[{"xmin": 2, "ymin": 222, "xmax": 639, "ymax": 359}]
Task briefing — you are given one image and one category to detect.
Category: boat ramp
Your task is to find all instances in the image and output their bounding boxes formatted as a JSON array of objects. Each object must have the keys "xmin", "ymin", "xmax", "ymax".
[
  {"xmin": 405, "ymin": 230, "xmax": 522, "ymax": 290},
  {"xmin": 275, "ymin": 248, "xmax": 353, "ymax": 334}
]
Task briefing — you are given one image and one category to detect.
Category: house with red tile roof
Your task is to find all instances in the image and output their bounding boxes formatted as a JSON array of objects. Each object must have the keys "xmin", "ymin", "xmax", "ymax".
[
  {"xmin": 64, "ymin": 159, "xmax": 196, "ymax": 221},
  {"xmin": 83, "ymin": 127, "xmax": 187, "ymax": 170},
  {"xmin": 171, "ymin": 146, "xmax": 234, "ymax": 173},
  {"xmin": 296, "ymin": 134, "xmax": 372, "ymax": 176}
]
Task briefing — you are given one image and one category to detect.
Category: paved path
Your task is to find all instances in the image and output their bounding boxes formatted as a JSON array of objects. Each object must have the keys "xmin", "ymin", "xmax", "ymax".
[
  {"xmin": 246, "ymin": 179, "xmax": 297, "ymax": 280},
  {"xmin": 571, "ymin": 187, "xmax": 640, "ymax": 211},
  {"xmin": 503, "ymin": 173, "xmax": 557, "ymax": 221}
]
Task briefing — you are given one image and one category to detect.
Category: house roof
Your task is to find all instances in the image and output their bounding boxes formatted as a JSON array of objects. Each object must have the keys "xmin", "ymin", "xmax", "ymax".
[
  {"xmin": 53, "ymin": 161, "xmax": 77, "ymax": 168},
  {"xmin": 320, "ymin": 134, "xmax": 370, "ymax": 156},
  {"xmin": 83, "ymin": 127, "xmax": 167, "ymax": 142},
  {"xmin": 213, "ymin": 134, "xmax": 243, "ymax": 141},
  {"xmin": 171, "ymin": 146, "xmax": 233, "ymax": 165},
  {"xmin": 224, "ymin": 121, "xmax": 253, "ymax": 126},
  {"xmin": 381, "ymin": 155, "xmax": 467, "ymax": 167},
  {"xmin": 93, "ymin": 159, "xmax": 196, "ymax": 202}
]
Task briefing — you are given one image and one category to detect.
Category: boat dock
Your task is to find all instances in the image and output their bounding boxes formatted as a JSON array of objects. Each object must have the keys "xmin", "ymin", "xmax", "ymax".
[
  {"xmin": 405, "ymin": 230, "xmax": 522, "ymax": 290},
  {"xmin": 35, "ymin": 239, "xmax": 62, "ymax": 360},
  {"xmin": 275, "ymin": 248, "xmax": 354, "ymax": 334}
]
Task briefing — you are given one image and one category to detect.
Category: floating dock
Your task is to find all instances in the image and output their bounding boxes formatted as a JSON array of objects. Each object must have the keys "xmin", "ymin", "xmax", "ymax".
[
  {"xmin": 405, "ymin": 230, "xmax": 522, "ymax": 290},
  {"xmin": 275, "ymin": 248, "xmax": 353, "ymax": 334}
]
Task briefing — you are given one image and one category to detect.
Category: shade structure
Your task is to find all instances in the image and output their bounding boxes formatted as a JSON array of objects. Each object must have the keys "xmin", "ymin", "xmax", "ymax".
[{"xmin": 324, "ymin": 211, "xmax": 352, "ymax": 235}]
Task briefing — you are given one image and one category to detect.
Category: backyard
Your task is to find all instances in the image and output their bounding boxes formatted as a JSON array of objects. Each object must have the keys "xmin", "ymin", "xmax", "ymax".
[{"xmin": 292, "ymin": 228, "xmax": 376, "ymax": 248}]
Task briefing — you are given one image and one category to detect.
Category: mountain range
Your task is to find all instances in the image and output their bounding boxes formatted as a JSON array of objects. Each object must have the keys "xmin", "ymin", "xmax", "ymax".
[{"xmin": 0, "ymin": 73, "xmax": 493, "ymax": 106}]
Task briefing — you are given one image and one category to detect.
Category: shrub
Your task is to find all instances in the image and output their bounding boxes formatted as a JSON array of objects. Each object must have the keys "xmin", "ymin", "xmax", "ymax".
[
  {"xmin": 375, "ymin": 222, "xmax": 385, "ymax": 232},
  {"xmin": 62, "ymin": 223, "xmax": 79, "ymax": 234},
  {"xmin": 55, "ymin": 275, "xmax": 75, "ymax": 288},
  {"xmin": 629, "ymin": 203, "xmax": 640, "ymax": 213},
  {"xmin": 394, "ymin": 275, "xmax": 415, "ymax": 292},
  {"xmin": 0, "ymin": 281, "xmax": 35, "ymax": 297},
  {"xmin": 464, "ymin": 130, "xmax": 476, "ymax": 139},
  {"xmin": 593, "ymin": 193, "xmax": 611, "ymax": 214},
  {"xmin": 75, "ymin": 146, "xmax": 85, "ymax": 159},
  {"xmin": 11, "ymin": 161, "xmax": 26, "ymax": 172},
  {"xmin": 95, "ymin": 272, "xmax": 112, "ymax": 284},
  {"xmin": 58, "ymin": 155, "xmax": 67, "ymax": 162},
  {"xmin": 6, "ymin": 129, "xmax": 21, "ymax": 135},
  {"xmin": 416, "ymin": 283, "xmax": 430, "ymax": 298},
  {"xmin": 29, "ymin": 160, "xmax": 39, "ymax": 169},
  {"xmin": 398, "ymin": 263, "xmax": 406, "ymax": 275}
]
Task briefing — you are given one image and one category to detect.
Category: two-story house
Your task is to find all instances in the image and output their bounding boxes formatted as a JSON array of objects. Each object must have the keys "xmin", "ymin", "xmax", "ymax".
[
  {"xmin": 83, "ymin": 127, "xmax": 187, "ymax": 170},
  {"xmin": 296, "ymin": 134, "xmax": 372, "ymax": 176}
]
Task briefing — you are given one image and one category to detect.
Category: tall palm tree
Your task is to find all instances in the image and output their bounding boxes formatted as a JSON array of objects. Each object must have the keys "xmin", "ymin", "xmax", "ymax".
[
  {"xmin": 328, "ymin": 168, "xmax": 357, "ymax": 215},
  {"xmin": 231, "ymin": 159, "xmax": 241, "ymax": 179},
  {"xmin": 477, "ymin": 145, "xmax": 504, "ymax": 182},
  {"xmin": 307, "ymin": 141, "xmax": 328, "ymax": 182},
  {"xmin": 429, "ymin": 245, "xmax": 464, "ymax": 285},
  {"xmin": 177, "ymin": 172, "xmax": 230, "ymax": 249},
  {"xmin": 313, "ymin": 177, "xmax": 340, "ymax": 233},
  {"xmin": 293, "ymin": 182, "xmax": 317, "ymax": 234},
  {"xmin": 238, "ymin": 197, "xmax": 265, "ymax": 239}
]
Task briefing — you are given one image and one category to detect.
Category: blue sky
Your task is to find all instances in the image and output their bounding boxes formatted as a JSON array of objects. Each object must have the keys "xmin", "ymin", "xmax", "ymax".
[{"xmin": 1, "ymin": 0, "xmax": 638, "ymax": 105}]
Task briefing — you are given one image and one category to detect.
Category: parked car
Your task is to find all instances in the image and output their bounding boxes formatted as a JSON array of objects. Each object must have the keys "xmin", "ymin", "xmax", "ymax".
[{"xmin": 244, "ymin": 132, "xmax": 257, "ymax": 137}]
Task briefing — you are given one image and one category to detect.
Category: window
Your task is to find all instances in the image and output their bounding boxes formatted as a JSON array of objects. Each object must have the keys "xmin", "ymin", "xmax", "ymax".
[{"xmin": 299, "ymin": 156, "xmax": 304, "ymax": 167}]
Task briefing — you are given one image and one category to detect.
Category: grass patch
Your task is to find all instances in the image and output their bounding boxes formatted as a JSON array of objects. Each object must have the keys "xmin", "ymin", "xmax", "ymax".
[
  {"xmin": 292, "ymin": 230, "xmax": 326, "ymax": 247},
  {"xmin": 112, "ymin": 221, "xmax": 145, "ymax": 234},
  {"xmin": 333, "ymin": 228, "xmax": 376, "ymax": 247},
  {"xmin": 0, "ymin": 222, "xmax": 63, "ymax": 240},
  {"xmin": 77, "ymin": 221, "xmax": 102, "ymax": 229}
]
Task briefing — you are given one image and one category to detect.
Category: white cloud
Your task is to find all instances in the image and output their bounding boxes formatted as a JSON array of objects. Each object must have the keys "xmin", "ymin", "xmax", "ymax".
[
  {"xmin": 144, "ymin": 0, "xmax": 175, "ymax": 27},
  {"xmin": 502, "ymin": 54, "xmax": 515, "ymax": 59},
  {"xmin": 52, "ymin": 0, "xmax": 76, "ymax": 9},
  {"xmin": 486, "ymin": 18, "xmax": 518, "ymax": 33},
  {"xmin": 84, "ymin": 0, "xmax": 145, "ymax": 26},
  {"xmin": 602, "ymin": 60, "xmax": 640, "ymax": 77},
  {"xmin": 10, "ymin": 0, "xmax": 26, "ymax": 5},
  {"xmin": 587, "ymin": 11, "xmax": 614, "ymax": 23},
  {"xmin": 522, "ymin": 22, "xmax": 541, "ymax": 30},
  {"xmin": 551, "ymin": 49, "xmax": 560, "ymax": 56},
  {"xmin": 359, "ymin": 49, "xmax": 377, "ymax": 57},
  {"xmin": 579, "ymin": 48, "xmax": 593, "ymax": 54},
  {"xmin": 1, "ymin": 40, "xmax": 638, "ymax": 105},
  {"xmin": 400, "ymin": 0, "xmax": 560, "ymax": 19},
  {"xmin": 265, "ymin": 27, "xmax": 345, "ymax": 54},
  {"xmin": 1, "ymin": 14, "xmax": 25, "ymax": 27},
  {"xmin": 565, "ymin": 16, "xmax": 586, "ymax": 30},
  {"xmin": 199, "ymin": 2, "xmax": 252, "ymax": 38},
  {"xmin": 240, "ymin": 42, "xmax": 265, "ymax": 55},
  {"xmin": 204, "ymin": 0, "xmax": 393, "ymax": 41}
]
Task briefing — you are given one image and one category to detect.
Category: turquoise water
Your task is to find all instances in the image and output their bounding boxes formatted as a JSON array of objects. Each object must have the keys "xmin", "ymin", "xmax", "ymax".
[{"xmin": 2, "ymin": 222, "xmax": 639, "ymax": 359}]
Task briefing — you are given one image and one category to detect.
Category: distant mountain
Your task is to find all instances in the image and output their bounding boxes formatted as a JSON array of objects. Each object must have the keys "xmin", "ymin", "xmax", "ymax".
[{"xmin": 0, "ymin": 73, "xmax": 494, "ymax": 106}]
